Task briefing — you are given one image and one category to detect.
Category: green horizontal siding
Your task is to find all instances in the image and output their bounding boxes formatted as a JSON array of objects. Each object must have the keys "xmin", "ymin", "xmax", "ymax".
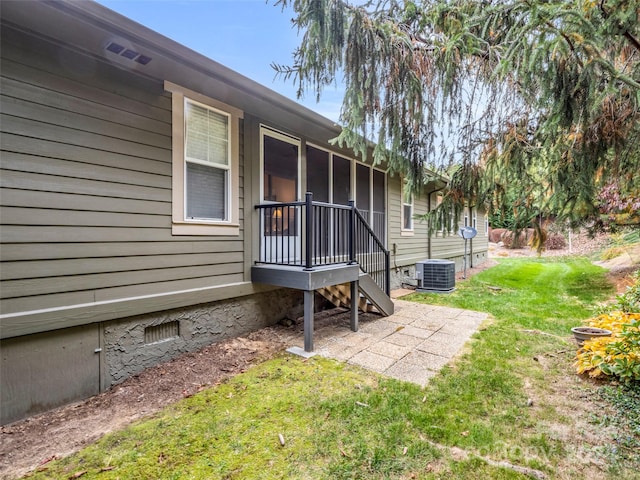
[{"xmin": 0, "ymin": 29, "xmax": 246, "ymax": 325}]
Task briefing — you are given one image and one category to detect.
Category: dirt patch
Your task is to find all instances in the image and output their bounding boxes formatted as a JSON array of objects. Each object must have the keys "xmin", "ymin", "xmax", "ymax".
[
  {"xmin": 488, "ymin": 230, "xmax": 610, "ymax": 259},
  {"xmin": 2, "ymin": 237, "xmax": 638, "ymax": 480},
  {"xmin": 525, "ymin": 351, "xmax": 624, "ymax": 480},
  {"xmin": 594, "ymin": 243, "xmax": 640, "ymax": 293},
  {"xmin": 0, "ymin": 332, "xmax": 288, "ymax": 479}
]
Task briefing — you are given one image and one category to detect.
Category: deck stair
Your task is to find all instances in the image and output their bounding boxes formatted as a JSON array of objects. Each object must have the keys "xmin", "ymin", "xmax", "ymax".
[
  {"xmin": 317, "ymin": 271, "xmax": 394, "ymax": 317},
  {"xmin": 357, "ymin": 271, "xmax": 394, "ymax": 316},
  {"xmin": 318, "ymin": 284, "xmax": 376, "ymax": 313},
  {"xmin": 254, "ymin": 193, "xmax": 394, "ymax": 351}
]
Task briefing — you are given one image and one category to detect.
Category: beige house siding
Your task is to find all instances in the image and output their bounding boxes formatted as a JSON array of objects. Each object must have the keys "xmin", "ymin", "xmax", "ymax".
[
  {"xmin": 388, "ymin": 174, "xmax": 429, "ymax": 265},
  {"xmin": 0, "ymin": 29, "xmax": 246, "ymax": 334},
  {"xmin": 387, "ymin": 175, "xmax": 489, "ymax": 288},
  {"xmin": 0, "ymin": 0, "xmax": 490, "ymax": 424}
]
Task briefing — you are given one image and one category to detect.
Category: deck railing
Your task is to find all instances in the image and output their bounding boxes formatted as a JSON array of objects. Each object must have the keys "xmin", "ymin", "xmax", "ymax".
[{"xmin": 256, "ymin": 192, "xmax": 390, "ymax": 295}]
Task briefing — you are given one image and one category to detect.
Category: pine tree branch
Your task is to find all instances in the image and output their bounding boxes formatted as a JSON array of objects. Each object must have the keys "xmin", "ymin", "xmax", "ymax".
[
  {"xmin": 542, "ymin": 20, "xmax": 584, "ymax": 69},
  {"xmin": 622, "ymin": 30, "xmax": 640, "ymax": 53},
  {"xmin": 599, "ymin": 0, "xmax": 640, "ymax": 54}
]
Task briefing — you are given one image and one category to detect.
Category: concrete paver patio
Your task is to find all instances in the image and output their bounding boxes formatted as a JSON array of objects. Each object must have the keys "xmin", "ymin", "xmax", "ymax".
[{"xmin": 281, "ymin": 294, "xmax": 489, "ymax": 387}]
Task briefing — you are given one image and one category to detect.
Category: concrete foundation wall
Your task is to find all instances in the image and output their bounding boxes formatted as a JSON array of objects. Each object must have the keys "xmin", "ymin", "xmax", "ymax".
[{"xmin": 104, "ymin": 288, "xmax": 301, "ymax": 385}]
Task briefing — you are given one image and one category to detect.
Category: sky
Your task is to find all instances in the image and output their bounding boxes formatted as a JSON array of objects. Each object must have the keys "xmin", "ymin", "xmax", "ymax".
[{"xmin": 96, "ymin": 0, "xmax": 344, "ymax": 121}]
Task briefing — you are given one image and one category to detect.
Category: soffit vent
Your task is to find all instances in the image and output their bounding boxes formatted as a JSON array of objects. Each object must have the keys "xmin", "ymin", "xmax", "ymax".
[{"xmin": 105, "ymin": 41, "xmax": 152, "ymax": 65}]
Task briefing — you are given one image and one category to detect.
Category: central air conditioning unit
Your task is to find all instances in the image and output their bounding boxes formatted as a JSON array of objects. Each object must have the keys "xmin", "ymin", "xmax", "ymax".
[{"xmin": 416, "ymin": 259, "xmax": 455, "ymax": 293}]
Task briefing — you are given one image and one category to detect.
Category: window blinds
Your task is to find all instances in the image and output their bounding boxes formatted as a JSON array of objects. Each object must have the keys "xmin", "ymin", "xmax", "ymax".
[
  {"xmin": 185, "ymin": 102, "xmax": 228, "ymax": 165},
  {"xmin": 184, "ymin": 100, "xmax": 229, "ymax": 220},
  {"xmin": 186, "ymin": 162, "xmax": 225, "ymax": 220}
]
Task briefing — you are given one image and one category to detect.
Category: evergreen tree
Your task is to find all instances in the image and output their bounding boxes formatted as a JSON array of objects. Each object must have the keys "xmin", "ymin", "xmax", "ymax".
[{"xmin": 273, "ymin": 0, "xmax": 640, "ymax": 232}]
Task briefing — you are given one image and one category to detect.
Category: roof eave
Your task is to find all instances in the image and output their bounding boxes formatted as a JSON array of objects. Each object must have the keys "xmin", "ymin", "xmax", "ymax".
[{"xmin": 0, "ymin": 0, "xmax": 341, "ymax": 134}]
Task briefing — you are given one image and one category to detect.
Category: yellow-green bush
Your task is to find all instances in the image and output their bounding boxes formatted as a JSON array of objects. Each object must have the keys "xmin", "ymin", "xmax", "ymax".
[{"xmin": 575, "ymin": 311, "xmax": 640, "ymax": 382}]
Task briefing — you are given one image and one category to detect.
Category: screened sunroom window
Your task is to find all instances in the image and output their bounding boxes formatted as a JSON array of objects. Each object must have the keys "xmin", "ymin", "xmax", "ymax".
[{"xmin": 185, "ymin": 100, "xmax": 229, "ymax": 220}]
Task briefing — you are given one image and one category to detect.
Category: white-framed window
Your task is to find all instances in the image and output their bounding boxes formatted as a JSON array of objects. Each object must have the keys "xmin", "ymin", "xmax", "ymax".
[
  {"xmin": 401, "ymin": 178, "xmax": 414, "ymax": 234},
  {"xmin": 434, "ymin": 193, "xmax": 444, "ymax": 235},
  {"xmin": 185, "ymin": 99, "xmax": 229, "ymax": 220},
  {"xmin": 472, "ymin": 209, "xmax": 477, "ymax": 230},
  {"xmin": 165, "ymin": 81, "xmax": 242, "ymax": 235}
]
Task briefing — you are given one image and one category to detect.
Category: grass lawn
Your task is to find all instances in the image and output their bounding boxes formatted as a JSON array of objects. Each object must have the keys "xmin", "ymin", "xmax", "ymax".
[{"xmin": 26, "ymin": 257, "xmax": 640, "ymax": 479}]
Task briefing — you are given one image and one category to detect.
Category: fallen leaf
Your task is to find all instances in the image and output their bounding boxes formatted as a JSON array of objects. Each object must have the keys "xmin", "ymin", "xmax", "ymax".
[
  {"xmin": 38, "ymin": 455, "xmax": 57, "ymax": 466},
  {"xmin": 460, "ymin": 431, "xmax": 469, "ymax": 437},
  {"xmin": 402, "ymin": 446, "xmax": 408, "ymax": 455},
  {"xmin": 69, "ymin": 471, "xmax": 87, "ymax": 479},
  {"xmin": 278, "ymin": 433, "xmax": 285, "ymax": 446}
]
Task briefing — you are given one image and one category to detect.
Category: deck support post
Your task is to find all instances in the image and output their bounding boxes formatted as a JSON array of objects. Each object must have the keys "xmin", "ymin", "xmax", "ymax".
[
  {"xmin": 350, "ymin": 280, "xmax": 359, "ymax": 332},
  {"xmin": 303, "ymin": 289, "xmax": 314, "ymax": 352}
]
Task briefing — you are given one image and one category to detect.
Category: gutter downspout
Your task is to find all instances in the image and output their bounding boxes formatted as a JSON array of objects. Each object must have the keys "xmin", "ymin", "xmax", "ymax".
[{"xmin": 468, "ymin": 204, "xmax": 475, "ymax": 268}]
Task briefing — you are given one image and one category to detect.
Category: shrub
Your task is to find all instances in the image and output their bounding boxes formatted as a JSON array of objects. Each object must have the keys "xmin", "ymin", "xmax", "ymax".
[
  {"xmin": 623, "ymin": 271, "xmax": 640, "ymax": 309},
  {"xmin": 502, "ymin": 230, "xmax": 529, "ymax": 248},
  {"xmin": 589, "ymin": 310, "xmax": 638, "ymax": 332},
  {"xmin": 593, "ymin": 270, "xmax": 639, "ymax": 315},
  {"xmin": 609, "ymin": 270, "xmax": 639, "ymax": 313},
  {"xmin": 601, "ymin": 246, "xmax": 625, "ymax": 261},
  {"xmin": 575, "ymin": 311, "xmax": 640, "ymax": 383},
  {"xmin": 544, "ymin": 233, "xmax": 566, "ymax": 250}
]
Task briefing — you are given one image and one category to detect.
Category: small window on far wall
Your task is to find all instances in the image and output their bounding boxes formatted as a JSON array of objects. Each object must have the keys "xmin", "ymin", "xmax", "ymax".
[
  {"xmin": 435, "ymin": 193, "xmax": 444, "ymax": 234},
  {"xmin": 401, "ymin": 179, "xmax": 413, "ymax": 233},
  {"xmin": 165, "ymin": 81, "xmax": 242, "ymax": 236}
]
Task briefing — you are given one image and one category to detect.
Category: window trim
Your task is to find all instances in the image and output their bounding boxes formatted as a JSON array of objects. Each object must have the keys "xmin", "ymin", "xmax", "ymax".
[
  {"xmin": 165, "ymin": 81, "xmax": 242, "ymax": 236},
  {"xmin": 400, "ymin": 177, "xmax": 414, "ymax": 236},
  {"xmin": 434, "ymin": 193, "xmax": 444, "ymax": 235},
  {"xmin": 184, "ymin": 97, "xmax": 230, "ymax": 221},
  {"xmin": 259, "ymin": 126, "xmax": 302, "ymax": 203}
]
